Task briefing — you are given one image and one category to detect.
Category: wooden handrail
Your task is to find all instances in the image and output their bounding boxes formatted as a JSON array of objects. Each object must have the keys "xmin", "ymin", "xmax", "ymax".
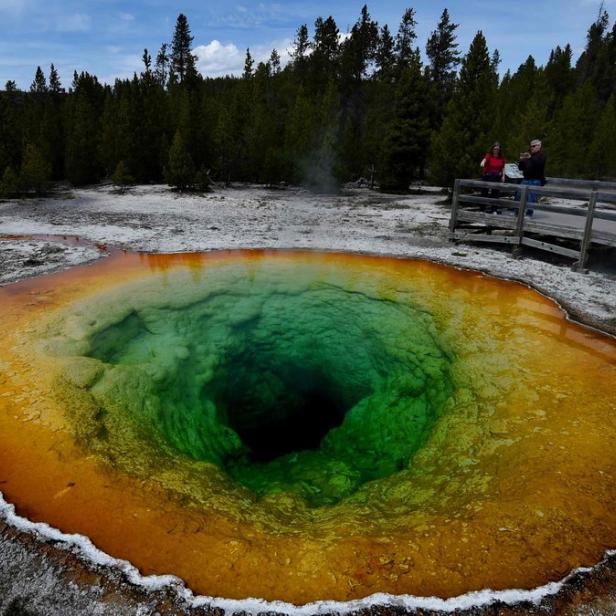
[{"xmin": 450, "ymin": 177, "xmax": 616, "ymax": 268}]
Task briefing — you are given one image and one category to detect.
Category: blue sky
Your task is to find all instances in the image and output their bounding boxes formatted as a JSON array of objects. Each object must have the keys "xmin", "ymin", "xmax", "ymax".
[{"xmin": 0, "ymin": 0, "xmax": 610, "ymax": 89}]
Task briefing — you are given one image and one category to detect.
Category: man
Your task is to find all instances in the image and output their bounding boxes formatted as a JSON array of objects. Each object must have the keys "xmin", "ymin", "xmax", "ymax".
[{"xmin": 518, "ymin": 139, "xmax": 546, "ymax": 216}]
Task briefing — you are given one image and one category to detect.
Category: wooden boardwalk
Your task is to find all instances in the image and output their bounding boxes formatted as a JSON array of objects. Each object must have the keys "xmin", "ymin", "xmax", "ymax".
[{"xmin": 449, "ymin": 177, "xmax": 616, "ymax": 271}]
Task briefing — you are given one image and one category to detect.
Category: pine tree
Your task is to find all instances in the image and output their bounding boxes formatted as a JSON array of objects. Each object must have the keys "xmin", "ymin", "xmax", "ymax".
[
  {"xmin": 111, "ymin": 159, "xmax": 135, "ymax": 190},
  {"xmin": 30, "ymin": 66, "xmax": 47, "ymax": 94},
  {"xmin": 291, "ymin": 24, "xmax": 310, "ymax": 86},
  {"xmin": 549, "ymin": 83, "xmax": 601, "ymax": 177},
  {"xmin": 340, "ymin": 5, "xmax": 379, "ymax": 84},
  {"xmin": 395, "ymin": 8, "xmax": 417, "ymax": 72},
  {"xmin": 64, "ymin": 72, "xmax": 105, "ymax": 185},
  {"xmin": 243, "ymin": 49, "xmax": 254, "ymax": 80},
  {"xmin": 588, "ymin": 93, "xmax": 616, "ymax": 178},
  {"xmin": 0, "ymin": 85, "xmax": 22, "ymax": 174},
  {"xmin": 49, "ymin": 64, "xmax": 63, "ymax": 93},
  {"xmin": 142, "ymin": 49, "xmax": 152, "ymax": 78},
  {"xmin": 429, "ymin": 31, "xmax": 498, "ymax": 186},
  {"xmin": 20, "ymin": 143, "xmax": 52, "ymax": 194},
  {"xmin": 426, "ymin": 8, "xmax": 460, "ymax": 123},
  {"xmin": 171, "ymin": 14, "xmax": 199, "ymax": 84},
  {"xmin": 155, "ymin": 43, "xmax": 170, "ymax": 87},
  {"xmin": 380, "ymin": 52, "xmax": 431, "ymax": 190},
  {"xmin": 292, "ymin": 25, "xmax": 310, "ymax": 62},
  {"xmin": 284, "ymin": 87, "xmax": 315, "ymax": 182},
  {"xmin": 311, "ymin": 16, "xmax": 340, "ymax": 92},
  {"xmin": 0, "ymin": 166, "xmax": 19, "ymax": 198},
  {"xmin": 269, "ymin": 49, "xmax": 281, "ymax": 75},
  {"xmin": 576, "ymin": 8, "xmax": 609, "ymax": 86},
  {"xmin": 375, "ymin": 25, "xmax": 395, "ymax": 78},
  {"xmin": 166, "ymin": 129, "xmax": 195, "ymax": 189}
]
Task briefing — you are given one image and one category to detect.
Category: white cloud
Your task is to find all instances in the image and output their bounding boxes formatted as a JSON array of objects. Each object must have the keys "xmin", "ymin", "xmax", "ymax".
[
  {"xmin": 195, "ymin": 37, "xmax": 293, "ymax": 77},
  {"xmin": 56, "ymin": 12, "xmax": 91, "ymax": 33},
  {"xmin": 194, "ymin": 40, "xmax": 244, "ymax": 76},
  {"xmin": 119, "ymin": 12, "xmax": 135, "ymax": 22}
]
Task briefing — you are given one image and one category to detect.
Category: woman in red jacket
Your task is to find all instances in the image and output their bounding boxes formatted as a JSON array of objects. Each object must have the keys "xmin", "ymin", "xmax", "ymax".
[{"xmin": 480, "ymin": 142, "xmax": 506, "ymax": 203}]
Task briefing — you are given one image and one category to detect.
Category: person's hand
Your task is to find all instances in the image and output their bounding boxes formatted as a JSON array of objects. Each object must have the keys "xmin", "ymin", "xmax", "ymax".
[{"xmin": 520, "ymin": 152, "xmax": 530, "ymax": 160}]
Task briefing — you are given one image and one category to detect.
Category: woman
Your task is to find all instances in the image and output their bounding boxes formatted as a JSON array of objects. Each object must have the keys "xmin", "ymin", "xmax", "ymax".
[{"xmin": 480, "ymin": 142, "xmax": 506, "ymax": 203}]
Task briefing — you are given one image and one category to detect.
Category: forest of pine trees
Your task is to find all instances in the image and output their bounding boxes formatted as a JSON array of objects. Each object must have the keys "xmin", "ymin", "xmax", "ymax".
[{"xmin": 1, "ymin": 6, "xmax": 616, "ymax": 196}]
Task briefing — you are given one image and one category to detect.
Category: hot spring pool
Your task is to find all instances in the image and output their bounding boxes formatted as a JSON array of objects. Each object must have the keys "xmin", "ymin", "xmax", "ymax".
[{"xmin": 0, "ymin": 249, "xmax": 615, "ymax": 606}]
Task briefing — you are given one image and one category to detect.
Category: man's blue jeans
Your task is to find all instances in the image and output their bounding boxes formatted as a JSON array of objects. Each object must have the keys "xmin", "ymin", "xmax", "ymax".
[{"xmin": 517, "ymin": 179, "xmax": 542, "ymax": 203}]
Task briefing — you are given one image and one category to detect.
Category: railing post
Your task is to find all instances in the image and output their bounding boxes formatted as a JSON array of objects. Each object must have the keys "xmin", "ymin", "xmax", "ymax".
[
  {"xmin": 512, "ymin": 185, "xmax": 528, "ymax": 257},
  {"xmin": 575, "ymin": 189, "xmax": 597, "ymax": 272},
  {"xmin": 449, "ymin": 179, "xmax": 461, "ymax": 239}
]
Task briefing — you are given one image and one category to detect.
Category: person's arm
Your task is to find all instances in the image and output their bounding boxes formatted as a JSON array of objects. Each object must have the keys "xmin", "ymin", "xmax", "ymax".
[{"xmin": 501, "ymin": 159, "xmax": 506, "ymax": 182}]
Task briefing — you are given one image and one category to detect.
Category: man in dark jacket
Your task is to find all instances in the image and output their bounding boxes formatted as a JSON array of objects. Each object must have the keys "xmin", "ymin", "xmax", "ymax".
[{"xmin": 518, "ymin": 139, "xmax": 546, "ymax": 216}]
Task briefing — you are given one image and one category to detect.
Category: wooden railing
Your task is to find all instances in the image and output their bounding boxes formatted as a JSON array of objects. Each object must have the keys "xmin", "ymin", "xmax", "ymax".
[{"xmin": 449, "ymin": 178, "xmax": 616, "ymax": 271}]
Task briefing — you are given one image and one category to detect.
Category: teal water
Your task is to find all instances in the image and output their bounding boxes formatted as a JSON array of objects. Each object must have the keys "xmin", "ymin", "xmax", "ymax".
[{"xmin": 82, "ymin": 266, "xmax": 453, "ymax": 506}]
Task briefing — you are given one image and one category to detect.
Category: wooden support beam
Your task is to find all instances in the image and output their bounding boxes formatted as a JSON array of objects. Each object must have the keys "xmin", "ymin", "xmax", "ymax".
[
  {"xmin": 448, "ymin": 179, "xmax": 461, "ymax": 238},
  {"xmin": 575, "ymin": 190, "xmax": 598, "ymax": 271},
  {"xmin": 457, "ymin": 195, "xmax": 515, "ymax": 209},
  {"xmin": 452, "ymin": 233, "xmax": 520, "ymax": 245},
  {"xmin": 520, "ymin": 237, "xmax": 581, "ymax": 259},
  {"xmin": 513, "ymin": 184, "xmax": 528, "ymax": 256}
]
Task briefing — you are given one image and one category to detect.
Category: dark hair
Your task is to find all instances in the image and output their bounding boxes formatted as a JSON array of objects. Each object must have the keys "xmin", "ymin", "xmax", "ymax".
[{"xmin": 489, "ymin": 142, "xmax": 504, "ymax": 159}]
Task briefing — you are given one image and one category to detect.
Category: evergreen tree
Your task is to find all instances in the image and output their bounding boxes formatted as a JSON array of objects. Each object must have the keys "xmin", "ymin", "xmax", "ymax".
[
  {"xmin": 155, "ymin": 43, "xmax": 170, "ymax": 87},
  {"xmin": 284, "ymin": 87, "xmax": 315, "ymax": 182},
  {"xmin": 0, "ymin": 85, "xmax": 22, "ymax": 174},
  {"xmin": 380, "ymin": 52, "xmax": 431, "ymax": 190},
  {"xmin": 375, "ymin": 24, "xmax": 395, "ymax": 78},
  {"xmin": 544, "ymin": 45, "xmax": 575, "ymax": 114},
  {"xmin": 429, "ymin": 31, "xmax": 498, "ymax": 186},
  {"xmin": 340, "ymin": 5, "xmax": 379, "ymax": 84},
  {"xmin": 291, "ymin": 25, "xmax": 310, "ymax": 62},
  {"xmin": 142, "ymin": 49, "xmax": 152, "ymax": 78},
  {"xmin": 64, "ymin": 72, "xmax": 105, "ymax": 185},
  {"xmin": 291, "ymin": 24, "xmax": 310, "ymax": 86},
  {"xmin": 171, "ymin": 14, "xmax": 199, "ymax": 84},
  {"xmin": 588, "ymin": 92, "xmax": 616, "ymax": 178},
  {"xmin": 111, "ymin": 159, "xmax": 135, "ymax": 190},
  {"xmin": 269, "ymin": 49, "xmax": 281, "ymax": 75},
  {"xmin": 20, "ymin": 143, "xmax": 52, "ymax": 194},
  {"xmin": 426, "ymin": 8, "xmax": 460, "ymax": 123},
  {"xmin": 311, "ymin": 16, "xmax": 340, "ymax": 92},
  {"xmin": 166, "ymin": 129, "xmax": 195, "ymax": 189},
  {"xmin": 30, "ymin": 66, "xmax": 47, "ymax": 94},
  {"xmin": 49, "ymin": 64, "xmax": 63, "ymax": 94},
  {"xmin": 576, "ymin": 8, "xmax": 609, "ymax": 86},
  {"xmin": 0, "ymin": 166, "xmax": 19, "ymax": 198},
  {"xmin": 549, "ymin": 83, "xmax": 601, "ymax": 177},
  {"xmin": 395, "ymin": 8, "xmax": 417, "ymax": 71},
  {"xmin": 243, "ymin": 49, "xmax": 254, "ymax": 80}
]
